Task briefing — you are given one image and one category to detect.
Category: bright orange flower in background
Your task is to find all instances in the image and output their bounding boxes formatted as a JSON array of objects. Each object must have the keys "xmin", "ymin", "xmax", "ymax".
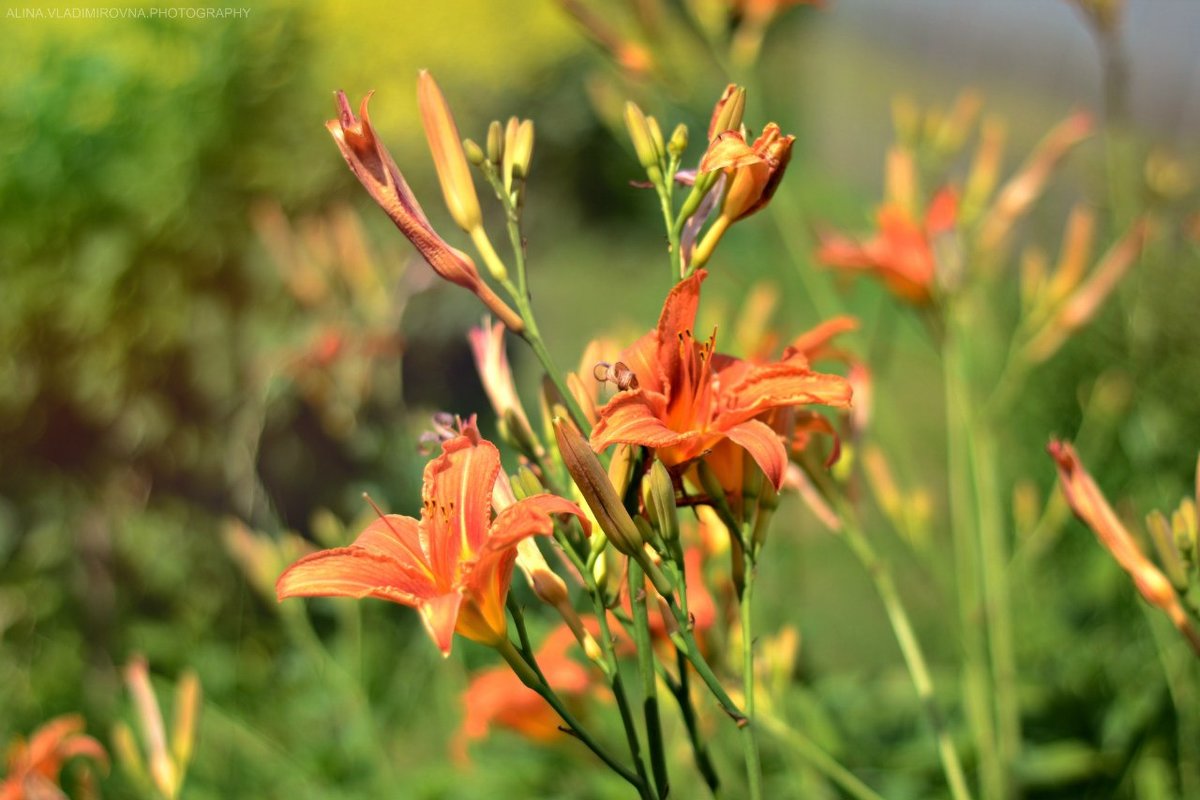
[
  {"xmin": 455, "ymin": 623, "xmax": 595, "ymax": 761},
  {"xmin": 589, "ymin": 270, "xmax": 852, "ymax": 492},
  {"xmin": 1, "ymin": 716, "xmax": 107, "ymax": 800},
  {"xmin": 276, "ymin": 421, "xmax": 589, "ymax": 655},
  {"xmin": 816, "ymin": 187, "xmax": 958, "ymax": 304}
]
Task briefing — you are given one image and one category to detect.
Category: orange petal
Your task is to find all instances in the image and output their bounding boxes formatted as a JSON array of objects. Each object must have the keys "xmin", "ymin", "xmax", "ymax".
[
  {"xmin": 487, "ymin": 494, "xmax": 591, "ymax": 555},
  {"xmin": 591, "ymin": 390, "xmax": 697, "ymax": 455},
  {"xmin": 726, "ymin": 419, "xmax": 788, "ymax": 490},
  {"xmin": 353, "ymin": 514, "xmax": 433, "ymax": 578},
  {"xmin": 698, "ymin": 130, "xmax": 762, "ymax": 173},
  {"xmin": 720, "ymin": 364, "xmax": 853, "ymax": 429},
  {"xmin": 421, "ymin": 424, "xmax": 501, "ymax": 576},
  {"xmin": 275, "ymin": 547, "xmax": 434, "ymax": 604},
  {"xmin": 420, "ymin": 592, "xmax": 465, "ymax": 656},
  {"xmin": 654, "ymin": 270, "xmax": 706, "ymax": 384}
]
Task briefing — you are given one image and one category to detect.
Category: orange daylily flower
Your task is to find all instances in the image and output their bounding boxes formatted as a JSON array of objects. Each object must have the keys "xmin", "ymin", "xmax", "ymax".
[
  {"xmin": 816, "ymin": 186, "xmax": 958, "ymax": 305},
  {"xmin": 1048, "ymin": 440, "xmax": 1200, "ymax": 656},
  {"xmin": 276, "ymin": 421, "xmax": 589, "ymax": 656},
  {"xmin": 699, "ymin": 124, "xmax": 795, "ymax": 223},
  {"xmin": 455, "ymin": 623, "xmax": 595, "ymax": 761},
  {"xmin": 326, "ymin": 91, "xmax": 523, "ymax": 332},
  {"xmin": 1, "ymin": 716, "xmax": 107, "ymax": 800},
  {"xmin": 589, "ymin": 270, "xmax": 852, "ymax": 492}
]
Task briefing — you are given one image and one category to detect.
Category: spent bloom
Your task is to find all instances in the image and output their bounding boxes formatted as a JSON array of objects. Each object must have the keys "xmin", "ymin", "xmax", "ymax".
[
  {"xmin": 277, "ymin": 420, "xmax": 589, "ymax": 655},
  {"xmin": 590, "ymin": 270, "xmax": 851, "ymax": 493},
  {"xmin": 1048, "ymin": 439, "xmax": 1200, "ymax": 656},
  {"xmin": 326, "ymin": 89, "xmax": 523, "ymax": 332},
  {"xmin": 1, "ymin": 716, "xmax": 107, "ymax": 800}
]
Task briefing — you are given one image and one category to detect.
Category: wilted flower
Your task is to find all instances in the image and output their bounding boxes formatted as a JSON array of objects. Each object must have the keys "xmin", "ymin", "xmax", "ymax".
[
  {"xmin": 326, "ymin": 90, "xmax": 524, "ymax": 332},
  {"xmin": 1048, "ymin": 440, "xmax": 1200, "ymax": 656},
  {"xmin": 277, "ymin": 420, "xmax": 589, "ymax": 655},
  {"xmin": 1, "ymin": 716, "xmax": 107, "ymax": 800},
  {"xmin": 590, "ymin": 270, "xmax": 851, "ymax": 493}
]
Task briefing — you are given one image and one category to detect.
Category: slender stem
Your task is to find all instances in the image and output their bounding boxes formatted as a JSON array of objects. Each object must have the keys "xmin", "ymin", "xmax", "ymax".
[
  {"xmin": 496, "ymin": 637, "xmax": 647, "ymax": 793},
  {"xmin": 967, "ymin": 421, "xmax": 1022, "ymax": 780},
  {"xmin": 629, "ymin": 560, "xmax": 670, "ymax": 799},
  {"xmin": 836, "ymin": 502, "xmax": 974, "ymax": 800},
  {"xmin": 739, "ymin": 545, "xmax": 764, "ymax": 800},
  {"xmin": 551, "ymin": 529, "xmax": 654, "ymax": 795},
  {"xmin": 757, "ymin": 713, "xmax": 885, "ymax": 800},
  {"xmin": 944, "ymin": 321, "xmax": 1004, "ymax": 800},
  {"xmin": 672, "ymin": 647, "xmax": 722, "ymax": 794}
]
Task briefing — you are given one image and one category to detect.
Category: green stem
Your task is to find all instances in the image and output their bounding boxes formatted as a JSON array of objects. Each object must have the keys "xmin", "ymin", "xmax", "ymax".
[
  {"xmin": 672, "ymin": 647, "xmax": 722, "ymax": 795},
  {"xmin": 552, "ymin": 529, "xmax": 654, "ymax": 795},
  {"xmin": 739, "ymin": 545, "xmax": 764, "ymax": 800},
  {"xmin": 944, "ymin": 321, "xmax": 1004, "ymax": 800},
  {"xmin": 496, "ymin": 637, "xmax": 647, "ymax": 794},
  {"xmin": 837, "ymin": 502, "xmax": 974, "ymax": 800},
  {"xmin": 629, "ymin": 560, "xmax": 670, "ymax": 799}
]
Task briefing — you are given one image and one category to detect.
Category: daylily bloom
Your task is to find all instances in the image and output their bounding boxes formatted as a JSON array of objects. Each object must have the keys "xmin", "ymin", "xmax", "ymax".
[
  {"xmin": 690, "ymin": 125, "xmax": 795, "ymax": 268},
  {"xmin": 277, "ymin": 421, "xmax": 589, "ymax": 655},
  {"xmin": 326, "ymin": 91, "xmax": 524, "ymax": 332},
  {"xmin": 816, "ymin": 186, "xmax": 958, "ymax": 305},
  {"xmin": 1048, "ymin": 440, "xmax": 1200, "ymax": 656},
  {"xmin": 590, "ymin": 270, "xmax": 852, "ymax": 493},
  {"xmin": 1, "ymin": 716, "xmax": 107, "ymax": 800}
]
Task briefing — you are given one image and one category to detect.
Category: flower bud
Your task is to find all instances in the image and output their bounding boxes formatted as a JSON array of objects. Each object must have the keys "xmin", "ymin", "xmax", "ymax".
[
  {"xmin": 554, "ymin": 418, "xmax": 642, "ymax": 556},
  {"xmin": 668, "ymin": 123, "xmax": 688, "ymax": 159},
  {"xmin": 624, "ymin": 101, "xmax": 663, "ymax": 180},
  {"xmin": 171, "ymin": 670, "xmax": 201, "ymax": 773},
  {"xmin": 463, "ymin": 138, "xmax": 486, "ymax": 166},
  {"xmin": 418, "ymin": 71, "xmax": 483, "ymax": 234},
  {"xmin": 510, "ymin": 119, "xmax": 535, "ymax": 181},
  {"xmin": 1146, "ymin": 510, "xmax": 1188, "ymax": 589},
  {"xmin": 708, "ymin": 84, "xmax": 746, "ymax": 141},
  {"xmin": 486, "ymin": 120, "xmax": 504, "ymax": 165},
  {"xmin": 607, "ymin": 444, "xmax": 637, "ymax": 501},
  {"xmin": 643, "ymin": 460, "xmax": 679, "ymax": 546}
]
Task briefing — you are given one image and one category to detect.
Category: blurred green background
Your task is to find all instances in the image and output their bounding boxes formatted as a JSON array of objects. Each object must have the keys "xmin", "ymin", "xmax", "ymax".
[{"xmin": 3, "ymin": 0, "xmax": 1200, "ymax": 797}]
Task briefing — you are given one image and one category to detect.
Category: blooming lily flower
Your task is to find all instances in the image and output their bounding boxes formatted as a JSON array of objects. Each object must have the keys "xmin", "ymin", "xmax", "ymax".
[
  {"xmin": 1, "ymin": 716, "xmax": 107, "ymax": 800},
  {"xmin": 816, "ymin": 186, "xmax": 958, "ymax": 305},
  {"xmin": 589, "ymin": 270, "xmax": 851, "ymax": 492},
  {"xmin": 276, "ymin": 421, "xmax": 589, "ymax": 655},
  {"xmin": 326, "ymin": 91, "xmax": 524, "ymax": 332}
]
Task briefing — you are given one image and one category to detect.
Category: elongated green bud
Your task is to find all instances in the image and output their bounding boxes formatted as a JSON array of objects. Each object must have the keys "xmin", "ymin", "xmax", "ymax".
[
  {"xmin": 554, "ymin": 418, "xmax": 642, "ymax": 556},
  {"xmin": 511, "ymin": 119, "xmax": 535, "ymax": 180},
  {"xmin": 643, "ymin": 460, "xmax": 679, "ymax": 546},
  {"xmin": 487, "ymin": 120, "xmax": 504, "ymax": 165},
  {"xmin": 463, "ymin": 138, "xmax": 485, "ymax": 166},
  {"xmin": 668, "ymin": 123, "xmax": 688, "ymax": 159},
  {"xmin": 1147, "ymin": 510, "xmax": 1188, "ymax": 589},
  {"xmin": 608, "ymin": 444, "xmax": 637, "ymax": 500},
  {"xmin": 555, "ymin": 418, "xmax": 674, "ymax": 596},
  {"xmin": 624, "ymin": 101, "xmax": 663, "ymax": 181}
]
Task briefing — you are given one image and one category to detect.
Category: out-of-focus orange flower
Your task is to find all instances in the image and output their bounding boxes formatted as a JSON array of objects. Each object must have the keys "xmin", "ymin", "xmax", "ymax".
[
  {"xmin": 1048, "ymin": 440, "xmax": 1200, "ymax": 656},
  {"xmin": 277, "ymin": 420, "xmax": 589, "ymax": 656},
  {"xmin": 733, "ymin": 0, "xmax": 823, "ymax": 24},
  {"xmin": 326, "ymin": 91, "xmax": 523, "ymax": 332},
  {"xmin": 1, "ymin": 716, "xmax": 107, "ymax": 800},
  {"xmin": 816, "ymin": 187, "xmax": 958, "ymax": 305},
  {"xmin": 590, "ymin": 270, "xmax": 851, "ymax": 493},
  {"xmin": 455, "ymin": 624, "xmax": 596, "ymax": 761}
]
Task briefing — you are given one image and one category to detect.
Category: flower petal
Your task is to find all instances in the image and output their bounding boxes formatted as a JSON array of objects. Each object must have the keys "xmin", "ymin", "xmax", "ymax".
[
  {"xmin": 275, "ymin": 547, "xmax": 433, "ymax": 605},
  {"xmin": 591, "ymin": 390, "xmax": 698, "ymax": 454},
  {"xmin": 719, "ymin": 364, "xmax": 852, "ymax": 429},
  {"xmin": 726, "ymin": 419, "xmax": 789, "ymax": 490},
  {"xmin": 421, "ymin": 424, "xmax": 501, "ymax": 577},
  {"xmin": 486, "ymin": 494, "xmax": 591, "ymax": 555},
  {"xmin": 653, "ymin": 271, "xmax": 706, "ymax": 390},
  {"xmin": 353, "ymin": 513, "xmax": 433, "ymax": 577},
  {"xmin": 420, "ymin": 592, "xmax": 465, "ymax": 657}
]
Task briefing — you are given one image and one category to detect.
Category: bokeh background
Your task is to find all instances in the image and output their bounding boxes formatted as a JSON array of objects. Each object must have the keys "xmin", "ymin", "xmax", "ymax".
[{"xmin": 3, "ymin": 1, "xmax": 1200, "ymax": 797}]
